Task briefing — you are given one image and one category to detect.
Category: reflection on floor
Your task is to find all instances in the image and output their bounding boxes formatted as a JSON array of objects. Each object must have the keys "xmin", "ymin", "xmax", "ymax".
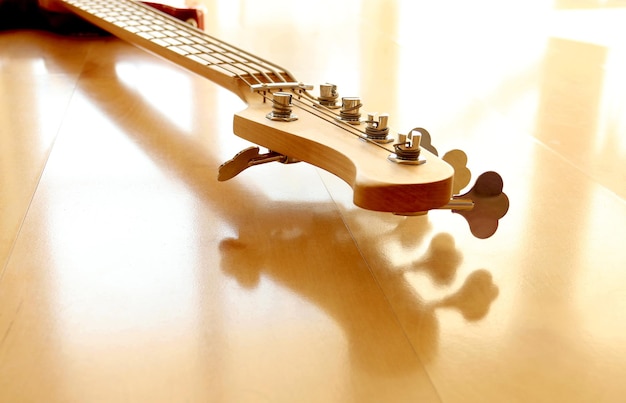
[{"xmin": 1, "ymin": 1, "xmax": 626, "ymax": 402}]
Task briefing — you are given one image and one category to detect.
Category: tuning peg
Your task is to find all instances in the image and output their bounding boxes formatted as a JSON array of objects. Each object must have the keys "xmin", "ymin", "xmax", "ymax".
[
  {"xmin": 318, "ymin": 83, "xmax": 340, "ymax": 108},
  {"xmin": 451, "ymin": 171, "xmax": 509, "ymax": 239},
  {"xmin": 266, "ymin": 92, "xmax": 298, "ymax": 122},
  {"xmin": 388, "ymin": 129, "xmax": 425, "ymax": 164},
  {"xmin": 442, "ymin": 149, "xmax": 471, "ymax": 195},
  {"xmin": 218, "ymin": 146, "xmax": 297, "ymax": 181},
  {"xmin": 407, "ymin": 127, "xmax": 438, "ymax": 156},
  {"xmin": 339, "ymin": 97, "xmax": 362, "ymax": 124},
  {"xmin": 365, "ymin": 113, "xmax": 392, "ymax": 142}
]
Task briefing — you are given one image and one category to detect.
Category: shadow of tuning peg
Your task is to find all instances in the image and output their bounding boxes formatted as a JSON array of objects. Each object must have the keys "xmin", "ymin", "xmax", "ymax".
[
  {"xmin": 452, "ymin": 171, "xmax": 510, "ymax": 239},
  {"xmin": 411, "ymin": 233, "xmax": 463, "ymax": 286},
  {"xmin": 433, "ymin": 269, "xmax": 499, "ymax": 321}
]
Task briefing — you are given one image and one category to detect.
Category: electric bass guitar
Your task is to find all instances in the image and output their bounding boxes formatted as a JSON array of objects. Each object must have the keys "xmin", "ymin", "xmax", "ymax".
[{"xmin": 31, "ymin": 0, "xmax": 508, "ymax": 238}]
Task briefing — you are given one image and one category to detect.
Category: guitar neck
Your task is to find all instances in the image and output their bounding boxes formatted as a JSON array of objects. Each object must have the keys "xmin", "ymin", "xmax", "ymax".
[{"xmin": 57, "ymin": 0, "xmax": 296, "ymax": 101}]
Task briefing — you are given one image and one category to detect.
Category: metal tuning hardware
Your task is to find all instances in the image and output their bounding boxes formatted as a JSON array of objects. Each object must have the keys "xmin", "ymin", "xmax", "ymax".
[
  {"xmin": 388, "ymin": 129, "xmax": 426, "ymax": 165},
  {"xmin": 218, "ymin": 146, "xmax": 299, "ymax": 181},
  {"xmin": 446, "ymin": 171, "xmax": 510, "ymax": 239},
  {"xmin": 393, "ymin": 171, "xmax": 509, "ymax": 239},
  {"xmin": 364, "ymin": 113, "xmax": 393, "ymax": 143},
  {"xmin": 318, "ymin": 84, "xmax": 340, "ymax": 108},
  {"xmin": 339, "ymin": 97, "xmax": 362, "ymax": 125},
  {"xmin": 266, "ymin": 92, "xmax": 298, "ymax": 122}
]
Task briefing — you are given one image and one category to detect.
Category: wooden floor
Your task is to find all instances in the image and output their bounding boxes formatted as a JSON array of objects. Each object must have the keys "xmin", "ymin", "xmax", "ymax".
[{"xmin": 2, "ymin": 1, "xmax": 626, "ymax": 401}]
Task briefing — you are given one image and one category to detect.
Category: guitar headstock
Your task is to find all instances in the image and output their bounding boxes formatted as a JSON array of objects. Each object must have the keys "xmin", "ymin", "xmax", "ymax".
[
  {"xmin": 229, "ymin": 84, "xmax": 456, "ymax": 214},
  {"xmin": 222, "ymin": 83, "xmax": 509, "ymax": 237}
]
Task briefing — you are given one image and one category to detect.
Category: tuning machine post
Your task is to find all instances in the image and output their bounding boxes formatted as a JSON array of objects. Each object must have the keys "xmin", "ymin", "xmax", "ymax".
[
  {"xmin": 364, "ymin": 113, "xmax": 394, "ymax": 143},
  {"xmin": 388, "ymin": 129, "xmax": 426, "ymax": 165},
  {"xmin": 318, "ymin": 83, "xmax": 340, "ymax": 108},
  {"xmin": 266, "ymin": 92, "xmax": 298, "ymax": 122},
  {"xmin": 339, "ymin": 97, "xmax": 363, "ymax": 125}
]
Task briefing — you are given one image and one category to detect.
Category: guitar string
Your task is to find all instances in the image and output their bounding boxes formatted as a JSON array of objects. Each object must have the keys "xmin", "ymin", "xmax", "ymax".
[
  {"xmin": 262, "ymin": 93, "xmax": 397, "ymax": 153},
  {"xmin": 117, "ymin": 0, "xmax": 398, "ymax": 153},
  {"xmin": 62, "ymin": 0, "xmax": 397, "ymax": 155},
  {"xmin": 68, "ymin": 0, "xmax": 294, "ymax": 86},
  {"xmin": 64, "ymin": 0, "xmax": 293, "ymax": 84},
  {"xmin": 178, "ymin": 31, "xmax": 399, "ymax": 154}
]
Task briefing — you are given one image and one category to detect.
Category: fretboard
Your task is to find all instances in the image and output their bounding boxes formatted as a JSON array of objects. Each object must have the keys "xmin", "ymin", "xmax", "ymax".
[{"xmin": 58, "ymin": 0, "xmax": 296, "ymax": 101}]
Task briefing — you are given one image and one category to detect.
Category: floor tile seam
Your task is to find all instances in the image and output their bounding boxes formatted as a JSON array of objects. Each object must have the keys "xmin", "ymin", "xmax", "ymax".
[
  {"xmin": 530, "ymin": 134, "xmax": 626, "ymax": 206},
  {"xmin": 0, "ymin": 63, "xmax": 86, "ymax": 285},
  {"xmin": 316, "ymin": 169, "xmax": 444, "ymax": 403}
]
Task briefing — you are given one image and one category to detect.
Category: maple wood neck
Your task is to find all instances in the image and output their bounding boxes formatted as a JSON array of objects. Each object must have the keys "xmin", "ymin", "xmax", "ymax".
[{"xmin": 56, "ymin": 0, "xmax": 296, "ymax": 101}]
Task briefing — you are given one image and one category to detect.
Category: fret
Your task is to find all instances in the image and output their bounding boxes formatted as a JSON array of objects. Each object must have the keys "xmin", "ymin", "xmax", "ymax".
[
  {"xmin": 191, "ymin": 44, "xmax": 212, "ymax": 54},
  {"xmin": 59, "ymin": 0, "xmax": 296, "ymax": 99}
]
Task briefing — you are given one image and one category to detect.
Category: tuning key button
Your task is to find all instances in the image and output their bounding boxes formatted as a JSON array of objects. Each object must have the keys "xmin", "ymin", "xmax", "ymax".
[
  {"xmin": 339, "ymin": 97, "xmax": 362, "ymax": 125},
  {"xmin": 266, "ymin": 92, "xmax": 298, "ymax": 122}
]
